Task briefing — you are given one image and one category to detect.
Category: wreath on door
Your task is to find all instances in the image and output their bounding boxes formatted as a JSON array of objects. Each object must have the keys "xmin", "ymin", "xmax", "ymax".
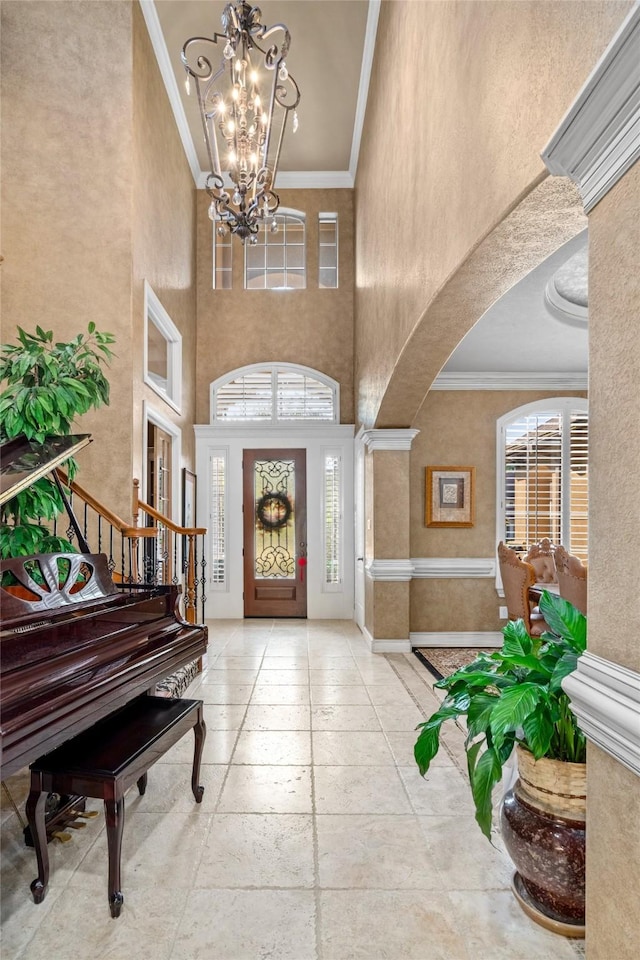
[{"xmin": 256, "ymin": 491, "xmax": 292, "ymax": 530}]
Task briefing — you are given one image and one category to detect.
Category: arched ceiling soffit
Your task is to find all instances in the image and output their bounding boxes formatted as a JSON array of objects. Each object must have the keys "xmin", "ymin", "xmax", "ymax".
[{"xmin": 374, "ymin": 176, "xmax": 587, "ymax": 429}]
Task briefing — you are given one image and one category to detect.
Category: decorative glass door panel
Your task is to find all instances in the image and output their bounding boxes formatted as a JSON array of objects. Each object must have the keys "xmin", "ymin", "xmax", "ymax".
[{"xmin": 243, "ymin": 449, "xmax": 307, "ymax": 617}]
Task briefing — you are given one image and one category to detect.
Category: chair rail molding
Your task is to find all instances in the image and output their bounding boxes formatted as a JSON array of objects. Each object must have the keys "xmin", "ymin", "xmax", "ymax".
[
  {"xmin": 361, "ymin": 429, "xmax": 419, "ymax": 451},
  {"xmin": 412, "ymin": 557, "xmax": 496, "ymax": 578},
  {"xmin": 562, "ymin": 652, "xmax": 640, "ymax": 776},
  {"xmin": 541, "ymin": 2, "xmax": 640, "ymax": 212},
  {"xmin": 365, "ymin": 559, "xmax": 414, "ymax": 581}
]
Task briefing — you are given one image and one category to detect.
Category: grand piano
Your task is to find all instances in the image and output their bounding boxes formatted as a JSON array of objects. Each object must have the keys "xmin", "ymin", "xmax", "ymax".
[{"xmin": 0, "ymin": 435, "xmax": 208, "ymax": 782}]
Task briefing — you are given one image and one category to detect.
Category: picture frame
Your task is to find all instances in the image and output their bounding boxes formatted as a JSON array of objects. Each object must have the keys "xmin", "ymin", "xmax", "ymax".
[{"xmin": 425, "ymin": 465, "xmax": 475, "ymax": 528}]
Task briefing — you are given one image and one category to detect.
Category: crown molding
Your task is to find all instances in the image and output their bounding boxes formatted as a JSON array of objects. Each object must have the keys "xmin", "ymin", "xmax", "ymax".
[
  {"xmin": 431, "ymin": 372, "xmax": 588, "ymax": 391},
  {"xmin": 541, "ymin": 3, "xmax": 640, "ymax": 213},
  {"xmin": 412, "ymin": 558, "xmax": 496, "ymax": 578},
  {"xmin": 411, "ymin": 632, "xmax": 503, "ymax": 649},
  {"xmin": 196, "ymin": 170, "xmax": 354, "ymax": 191},
  {"xmin": 366, "ymin": 560, "xmax": 414, "ymax": 581},
  {"xmin": 362, "ymin": 429, "xmax": 420, "ymax": 451},
  {"xmin": 139, "ymin": 0, "xmax": 201, "ymax": 187},
  {"xmin": 349, "ymin": 0, "xmax": 381, "ymax": 182},
  {"xmin": 562, "ymin": 651, "xmax": 640, "ymax": 776}
]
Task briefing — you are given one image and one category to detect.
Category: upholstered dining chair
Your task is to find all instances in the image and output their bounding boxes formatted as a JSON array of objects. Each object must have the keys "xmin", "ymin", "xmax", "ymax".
[
  {"xmin": 555, "ymin": 545, "xmax": 588, "ymax": 615},
  {"xmin": 498, "ymin": 541, "xmax": 550, "ymax": 637},
  {"xmin": 524, "ymin": 537, "xmax": 558, "ymax": 584}
]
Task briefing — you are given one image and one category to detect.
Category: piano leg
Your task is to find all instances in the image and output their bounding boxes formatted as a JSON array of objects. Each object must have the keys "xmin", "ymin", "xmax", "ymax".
[
  {"xmin": 25, "ymin": 780, "xmax": 49, "ymax": 904},
  {"xmin": 104, "ymin": 795, "xmax": 125, "ymax": 918},
  {"xmin": 191, "ymin": 704, "xmax": 206, "ymax": 803}
]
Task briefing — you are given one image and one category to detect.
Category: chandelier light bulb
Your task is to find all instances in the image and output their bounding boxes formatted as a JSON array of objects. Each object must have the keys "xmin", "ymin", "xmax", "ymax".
[
  {"xmin": 229, "ymin": 150, "xmax": 236, "ymax": 164},
  {"xmin": 292, "ymin": 110, "xmax": 299, "ymax": 133},
  {"xmin": 227, "ymin": 120, "xmax": 235, "ymax": 134},
  {"xmin": 249, "ymin": 235, "xmax": 258, "ymax": 245},
  {"xmin": 255, "ymin": 94, "xmax": 261, "ymax": 108},
  {"xmin": 251, "ymin": 70, "xmax": 258, "ymax": 84},
  {"xmin": 217, "ymin": 99, "xmax": 226, "ymax": 114},
  {"xmin": 232, "ymin": 87, "xmax": 239, "ymax": 101},
  {"xmin": 261, "ymin": 112, "xmax": 268, "ymax": 126}
]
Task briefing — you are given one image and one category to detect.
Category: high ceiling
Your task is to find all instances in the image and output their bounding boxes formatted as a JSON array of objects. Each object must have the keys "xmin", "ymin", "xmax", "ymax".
[{"xmin": 143, "ymin": 0, "xmax": 588, "ymax": 382}]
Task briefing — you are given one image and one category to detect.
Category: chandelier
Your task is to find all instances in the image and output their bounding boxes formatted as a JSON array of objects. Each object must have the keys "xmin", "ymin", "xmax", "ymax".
[{"xmin": 181, "ymin": 1, "xmax": 300, "ymax": 243}]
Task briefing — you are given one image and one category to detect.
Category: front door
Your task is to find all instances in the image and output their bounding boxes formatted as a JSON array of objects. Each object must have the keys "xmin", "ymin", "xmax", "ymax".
[{"xmin": 243, "ymin": 448, "xmax": 307, "ymax": 617}]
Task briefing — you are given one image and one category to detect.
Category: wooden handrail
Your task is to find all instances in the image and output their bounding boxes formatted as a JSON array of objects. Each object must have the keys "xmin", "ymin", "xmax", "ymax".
[
  {"xmin": 55, "ymin": 469, "xmax": 158, "ymax": 538},
  {"xmin": 135, "ymin": 498, "xmax": 206, "ymax": 537}
]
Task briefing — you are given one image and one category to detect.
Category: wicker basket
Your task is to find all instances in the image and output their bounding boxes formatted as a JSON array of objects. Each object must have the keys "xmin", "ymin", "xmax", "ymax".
[{"xmin": 516, "ymin": 745, "xmax": 586, "ymax": 821}]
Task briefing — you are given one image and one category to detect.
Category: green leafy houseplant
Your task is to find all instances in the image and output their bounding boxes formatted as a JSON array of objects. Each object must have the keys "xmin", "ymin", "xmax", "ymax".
[
  {"xmin": 414, "ymin": 591, "xmax": 586, "ymax": 840},
  {"xmin": 0, "ymin": 323, "xmax": 115, "ymax": 559}
]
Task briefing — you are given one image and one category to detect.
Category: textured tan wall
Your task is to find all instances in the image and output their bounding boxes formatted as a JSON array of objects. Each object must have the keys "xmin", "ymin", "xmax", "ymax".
[
  {"xmin": 132, "ymin": 3, "xmax": 197, "ymax": 482},
  {"xmin": 1, "ymin": 0, "xmax": 134, "ymax": 519},
  {"xmin": 373, "ymin": 581, "xmax": 410, "ymax": 640},
  {"xmin": 588, "ymin": 163, "xmax": 640, "ymax": 673},
  {"xmin": 410, "ymin": 389, "xmax": 587, "ymax": 633},
  {"xmin": 584, "ymin": 163, "xmax": 640, "ymax": 959},
  {"xmin": 354, "ymin": 0, "xmax": 631, "ymax": 427},
  {"xmin": 585, "ymin": 745, "xmax": 640, "ymax": 960},
  {"xmin": 372, "ymin": 450, "xmax": 411, "ymax": 558},
  {"xmin": 195, "ymin": 189, "xmax": 354, "ymax": 424}
]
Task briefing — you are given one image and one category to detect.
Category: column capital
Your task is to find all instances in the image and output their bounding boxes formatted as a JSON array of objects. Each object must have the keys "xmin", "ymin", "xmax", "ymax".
[{"xmin": 361, "ymin": 428, "xmax": 419, "ymax": 451}]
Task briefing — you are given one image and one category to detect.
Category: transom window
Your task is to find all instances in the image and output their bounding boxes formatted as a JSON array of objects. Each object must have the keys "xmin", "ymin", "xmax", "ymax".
[
  {"xmin": 497, "ymin": 399, "xmax": 588, "ymax": 561},
  {"xmin": 211, "ymin": 363, "xmax": 338, "ymax": 423},
  {"xmin": 319, "ymin": 213, "xmax": 338, "ymax": 288},
  {"xmin": 244, "ymin": 210, "xmax": 306, "ymax": 290},
  {"xmin": 213, "ymin": 222, "xmax": 232, "ymax": 289}
]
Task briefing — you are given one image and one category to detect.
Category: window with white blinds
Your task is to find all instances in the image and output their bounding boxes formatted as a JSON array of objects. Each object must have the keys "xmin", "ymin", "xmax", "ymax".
[
  {"xmin": 324, "ymin": 452, "xmax": 342, "ymax": 587},
  {"xmin": 210, "ymin": 452, "xmax": 227, "ymax": 587},
  {"xmin": 212, "ymin": 364, "xmax": 338, "ymax": 423},
  {"xmin": 499, "ymin": 400, "xmax": 588, "ymax": 561}
]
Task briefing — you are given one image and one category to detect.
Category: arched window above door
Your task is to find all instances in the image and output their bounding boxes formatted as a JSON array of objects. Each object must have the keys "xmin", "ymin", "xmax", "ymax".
[{"xmin": 210, "ymin": 363, "xmax": 339, "ymax": 424}]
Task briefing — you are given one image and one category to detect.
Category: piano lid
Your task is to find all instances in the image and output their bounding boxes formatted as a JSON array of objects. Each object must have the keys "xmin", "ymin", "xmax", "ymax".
[{"xmin": 0, "ymin": 434, "xmax": 92, "ymax": 505}]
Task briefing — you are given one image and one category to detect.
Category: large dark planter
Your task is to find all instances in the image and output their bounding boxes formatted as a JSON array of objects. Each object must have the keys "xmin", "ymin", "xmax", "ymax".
[{"xmin": 500, "ymin": 745, "xmax": 586, "ymax": 937}]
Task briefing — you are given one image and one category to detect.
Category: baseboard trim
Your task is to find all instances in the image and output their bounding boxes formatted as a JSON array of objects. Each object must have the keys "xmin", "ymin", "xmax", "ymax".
[
  {"xmin": 562, "ymin": 652, "xmax": 640, "ymax": 776},
  {"xmin": 410, "ymin": 631, "xmax": 503, "ymax": 648},
  {"xmin": 360, "ymin": 624, "xmax": 411, "ymax": 654}
]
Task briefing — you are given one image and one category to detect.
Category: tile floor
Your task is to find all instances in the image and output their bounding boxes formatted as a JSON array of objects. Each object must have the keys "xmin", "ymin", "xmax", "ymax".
[{"xmin": 1, "ymin": 619, "xmax": 584, "ymax": 960}]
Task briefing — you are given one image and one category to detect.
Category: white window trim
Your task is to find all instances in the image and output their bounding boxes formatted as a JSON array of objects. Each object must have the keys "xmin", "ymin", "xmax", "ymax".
[
  {"xmin": 319, "ymin": 211, "xmax": 339, "ymax": 289},
  {"xmin": 142, "ymin": 400, "xmax": 182, "ymax": 527},
  {"xmin": 208, "ymin": 446, "xmax": 229, "ymax": 592},
  {"xmin": 143, "ymin": 280, "xmax": 182, "ymax": 414},
  {"xmin": 322, "ymin": 445, "xmax": 344, "ymax": 593},
  {"xmin": 210, "ymin": 362, "xmax": 340, "ymax": 425},
  {"xmin": 495, "ymin": 396, "xmax": 589, "ymax": 593},
  {"xmin": 244, "ymin": 207, "xmax": 306, "ymax": 291}
]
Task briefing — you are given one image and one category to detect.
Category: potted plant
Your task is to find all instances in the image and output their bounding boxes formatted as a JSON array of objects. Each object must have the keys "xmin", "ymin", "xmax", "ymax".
[
  {"xmin": 0, "ymin": 323, "xmax": 115, "ymax": 560},
  {"xmin": 414, "ymin": 591, "xmax": 586, "ymax": 935}
]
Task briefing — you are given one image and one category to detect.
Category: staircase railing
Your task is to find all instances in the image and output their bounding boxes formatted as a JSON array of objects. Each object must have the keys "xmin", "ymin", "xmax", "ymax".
[
  {"xmin": 132, "ymin": 479, "xmax": 207, "ymax": 624},
  {"xmin": 52, "ymin": 470, "xmax": 207, "ymax": 623}
]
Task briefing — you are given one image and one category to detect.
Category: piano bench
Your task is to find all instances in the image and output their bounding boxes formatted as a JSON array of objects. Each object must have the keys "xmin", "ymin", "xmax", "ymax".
[{"xmin": 26, "ymin": 695, "xmax": 206, "ymax": 919}]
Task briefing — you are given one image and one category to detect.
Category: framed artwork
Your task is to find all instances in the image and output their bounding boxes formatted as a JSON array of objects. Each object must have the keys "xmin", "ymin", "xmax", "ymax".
[
  {"xmin": 182, "ymin": 468, "xmax": 196, "ymax": 529},
  {"xmin": 425, "ymin": 465, "xmax": 475, "ymax": 527}
]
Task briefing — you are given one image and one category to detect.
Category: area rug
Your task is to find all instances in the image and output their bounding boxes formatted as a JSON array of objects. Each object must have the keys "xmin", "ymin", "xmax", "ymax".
[{"xmin": 413, "ymin": 647, "xmax": 489, "ymax": 681}]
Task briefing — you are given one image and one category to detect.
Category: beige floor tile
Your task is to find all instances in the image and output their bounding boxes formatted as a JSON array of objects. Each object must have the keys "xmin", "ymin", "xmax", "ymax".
[
  {"xmin": 319, "ymin": 889, "xmax": 471, "ymax": 959},
  {"xmin": 398, "ymin": 764, "xmax": 476, "ymax": 816},
  {"xmin": 200, "ymin": 703, "xmax": 248, "ymax": 729},
  {"xmin": 317, "ymin": 814, "xmax": 442, "ymax": 889},
  {"xmin": 254, "ymin": 668, "xmax": 309, "ymax": 685},
  {"xmin": 210, "ymin": 656, "xmax": 264, "ymax": 669},
  {"xmin": 307, "ymin": 656, "xmax": 359, "ymax": 669},
  {"xmin": 203, "ymin": 668, "xmax": 260, "ymax": 683},
  {"xmin": 243, "ymin": 703, "xmax": 311, "ymax": 730},
  {"xmin": 158, "ymin": 727, "xmax": 239, "ymax": 764},
  {"xmin": 313, "ymin": 765, "xmax": 413, "ymax": 814},
  {"xmin": 123, "ymin": 762, "xmax": 226, "ymax": 812},
  {"xmin": 385, "ymin": 731, "xmax": 455, "ymax": 767},
  {"xmin": 171, "ymin": 889, "xmax": 316, "ymax": 960},
  {"xmin": 448, "ymin": 889, "xmax": 580, "ymax": 958},
  {"xmin": 365, "ymin": 682, "xmax": 414, "ymax": 705},
  {"xmin": 310, "ymin": 684, "xmax": 372, "ymax": 705},
  {"xmin": 195, "ymin": 813, "xmax": 314, "ymax": 888},
  {"xmin": 311, "ymin": 705, "xmax": 381, "ymax": 731},
  {"xmin": 199, "ymin": 683, "xmax": 255, "ymax": 704},
  {"xmin": 12, "ymin": 885, "xmax": 189, "ymax": 960},
  {"xmin": 374, "ymin": 702, "xmax": 428, "ymax": 731},
  {"xmin": 417, "ymin": 815, "xmax": 513, "ymax": 890},
  {"xmin": 218, "ymin": 765, "xmax": 313, "ymax": 813},
  {"xmin": 233, "ymin": 729, "xmax": 312, "ymax": 765},
  {"xmin": 312, "ymin": 731, "xmax": 395, "ymax": 765},
  {"xmin": 261, "ymin": 656, "xmax": 309, "ymax": 669},
  {"xmin": 250, "ymin": 684, "xmax": 311, "ymax": 704},
  {"xmin": 308, "ymin": 668, "xmax": 364, "ymax": 685}
]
